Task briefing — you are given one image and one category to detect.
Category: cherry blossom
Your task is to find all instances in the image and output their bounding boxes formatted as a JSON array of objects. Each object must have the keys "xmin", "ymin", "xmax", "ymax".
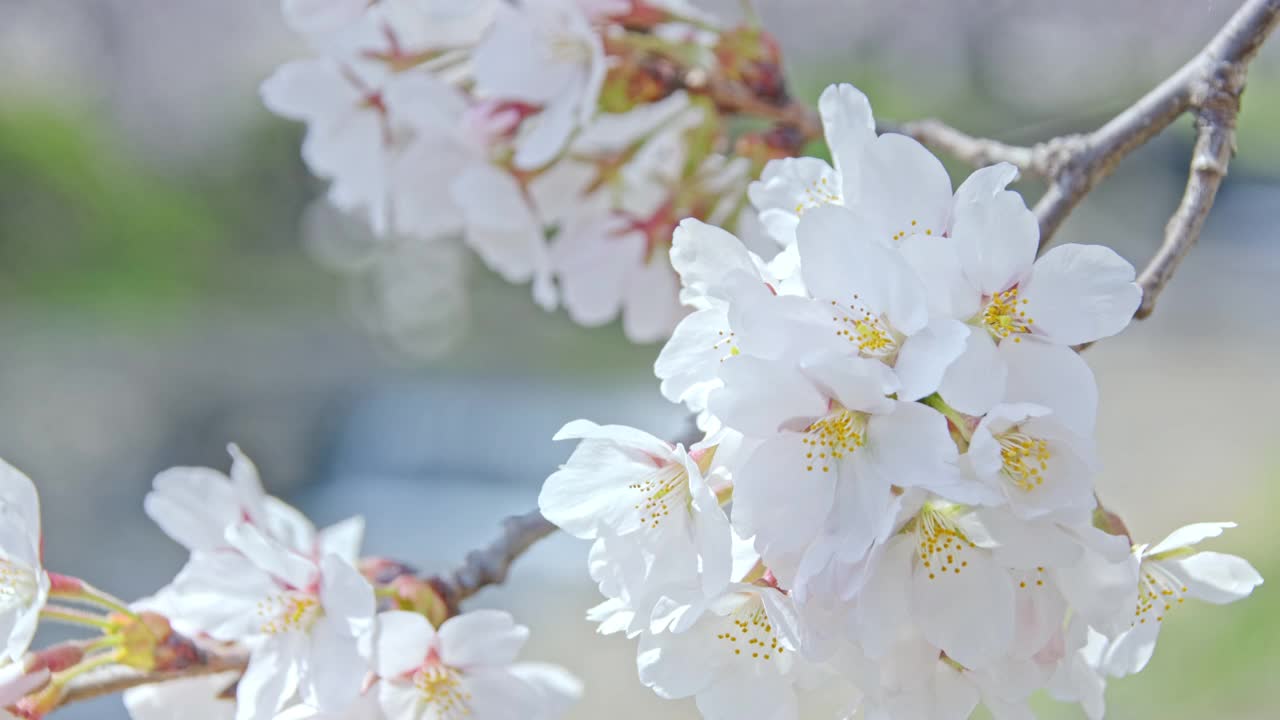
[
  {"xmin": 0, "ymin": 460, "xmax": 49, "ymax": 663},
  {"xmin": 373, "ymin": 609, "xmax": 580, "ymax": 719},
  {"xmin": 637, "ymin": 583, "xmax": 807, "ymax": 720},
  {"xmin": 1100, "ymin": 522, "xmax": 1263, "ymax": 676},
  {"xmin": 471, "ymin": 0, "xmax": 605, "ymax": 170}
]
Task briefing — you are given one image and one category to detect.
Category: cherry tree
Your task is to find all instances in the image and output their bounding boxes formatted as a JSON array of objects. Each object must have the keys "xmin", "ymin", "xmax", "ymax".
[{"xmin": 2, "ymin": 0, "xmax": 1275, "ymax": 718}]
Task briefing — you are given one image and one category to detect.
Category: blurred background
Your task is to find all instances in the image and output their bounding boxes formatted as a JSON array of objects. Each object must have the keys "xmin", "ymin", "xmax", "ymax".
[{"xmin": 1, "ymin": 0, "xmax": 1276, "ymax": 718}]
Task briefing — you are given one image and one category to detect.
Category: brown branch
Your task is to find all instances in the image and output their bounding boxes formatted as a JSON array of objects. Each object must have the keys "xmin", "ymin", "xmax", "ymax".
[
  {"xmin": 431, "ymin": 508, "xmax": 558, "ymax": 610},
  {"xmin": 1135, "ymin": 106, "xmax": 1236, "ymax": 318},
  {"xmin": 885, "ymin": 119, "xmax": 1039, "ymax": 175},
  {"xmin": 894, "ymin": 0, "xmax": 1278, "ymax": 326},
  {"xmin": 57, "ymin": 642, "xmax": 248, "ymax": 710},
  {"xmin": 1032, "ymin": 0, "xmax": 1278, "ymax": 252}
]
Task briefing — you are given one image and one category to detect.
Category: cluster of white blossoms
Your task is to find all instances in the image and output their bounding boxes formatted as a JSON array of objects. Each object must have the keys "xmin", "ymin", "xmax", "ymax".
[
  {"xmin": 0, "ymin": 448, "xmax": 579, "ymax": 720},
  {"xmin": 265, "ymin": 0, "xmax": 782, "ymax": 349},
  {"xmin": 538, "ymin": 84, "xmax": 1264, "ymax": 720}
]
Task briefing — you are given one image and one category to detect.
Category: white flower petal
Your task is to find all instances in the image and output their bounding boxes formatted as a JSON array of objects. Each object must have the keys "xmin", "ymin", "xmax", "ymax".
[
  {"xmin": 670, "ymin": 219, "xmax": 764, "ymax": 300},
  {"xmin": 636, "ymin": 623, "xmax": 720, "ymax": 699},
  {"xmin": 374, "ymin": 610, "xmax": 435, "ymax": 678},
  {"xmin": 450, "ymin": 165, "xmax": 547, "ymax": 285},
  {"xmin": 797, "ymin": 205, "xmax": 929, "ymax": 335},
  {"xmin": 540, "ymin": 422, "xmax": 676, "ymax": 538},
  {"xmin": 846, "ymin": 133, "xmax": 952, "ymax": 243},
  {"xmin": 439, "ymin": 610, "xmax": 529, "ymax": 668},
  {"xmin": 301, "ymin": 617, "xmax": 365, "ymax": 710},
  {"xmin": 912, "ymin": 549, "xmax": 1015, "ymax": 669},
  {"xmin": 622, "ymin": 254, "xmax": 686, "ymax": 343},
  {"xmin": 0, "ymin": 460, "xmax": 40, "ymax": 542},
  {"xmin": 952, "ymin": 163, "xmax": 1019, "ymax": 208},
  {"xmin": 1100, "ymin": 619, "xmax": 1160, "ymax": 677},
  {"xmin": 509, "ymin": 662, "xmax": 584, "ymax": 720},
  {"xmin": 819, "ymin": 83, "xmax": 876, "ymax": 187},
  {"xmin": 865, "ymin": 401, "xmax": 964, "ymax": 495},
  {"xmin": 953, "ymin": 190, "xmax": 1038, "ymax": 296},
  {"xmin": 655, "ymin": 306, "xmax": 730, "ymax": 412},
  {"xmin": 938, "ymin": 330, "xmax": 1006, "ymax": 416},
  {"xmin": 899, "ymin": 234, "xmax": 981, "ymax": 320},
  {"xmin": 122, "ymin": 672, "xmax": 236, "ymax": 720},
  {"xmin": 695, "ymin": 668, "xmax": 798, "ymax": 720},
  {"xmin": 1160, "ymin": 552, "xmax": 1263, "ymax": 604},
  {"xmin": 1021, "ymin": 244, "xmax": 1142, "ymax": 346},
  {"xmin": 894, "ymin": 318, "xmax": 970, "ymax": 401},
  {"xmin": 749, "ymin": 157, "xmax": 840, "ymax": 247},
  {"xmin": 709, "ymin": 356, "xmax": 827, "ymax": 437},
  {"xmin": 1000, "ymin": 337, "xmax": 1097, "ymax": 437},
  {"xmin": 235, "ymin": 641, "xmax": 299, "ymax": 720},
  {"xmin": 319, "ymin": 555, "xmax": 375, "ymax": 628},
  {"xmin": 144, "ymin": 468, "xmax": 241, "ymax": 552},
  {"xmin": 1146, "ymin": 522, "xmax": 1236, "ymax": 556},
  {"xmin": 317, "ymin": 516, "xmax": 365, "ymax": 566},
  {"xmin": 224, "ymin": 523, "xmax": 317, "ymax": 590},
  {"xmin": 732, "ymin": 436, "xmax": 836, "ymax": 562}
]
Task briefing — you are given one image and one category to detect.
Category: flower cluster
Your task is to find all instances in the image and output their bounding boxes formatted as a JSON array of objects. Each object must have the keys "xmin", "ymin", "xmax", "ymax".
[
  {"xmin": 265, "ymin": 0, "xmax": 792, "ymax": 351},
  {"xmin": 0, "ymin": 448, "xmax": 579, "ymax": 720},
  {"xmin": 538, "ymin": 84, "xmax": 1264, "ymax": 719}
]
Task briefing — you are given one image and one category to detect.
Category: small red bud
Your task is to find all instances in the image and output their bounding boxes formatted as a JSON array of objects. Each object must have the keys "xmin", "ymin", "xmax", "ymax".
[
  {"xmin": 46, "ymin": 573, "xmax": 84, "ymax": 594},
  {"xmin": 30, "ymin": 645, "xmax": 84, "ymax": 674}
]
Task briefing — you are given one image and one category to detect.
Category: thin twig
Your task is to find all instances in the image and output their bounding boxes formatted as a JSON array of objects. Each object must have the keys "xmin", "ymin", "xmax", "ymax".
[
  {"xmin": 1135, "ymin": 108, "xmax": 1236, "ymax": 318},
  {"xmin": 884, "ymin": 119, "xmax": 1039, "ymax": 175}
]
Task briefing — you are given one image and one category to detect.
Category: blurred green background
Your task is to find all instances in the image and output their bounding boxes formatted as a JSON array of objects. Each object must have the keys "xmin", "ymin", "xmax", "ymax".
[{"xmin": 0, "ymin": 1, "xmax": 1276, "ymax": 718}]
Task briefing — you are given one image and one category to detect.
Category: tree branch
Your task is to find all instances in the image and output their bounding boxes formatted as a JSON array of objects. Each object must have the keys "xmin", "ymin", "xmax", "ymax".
[
  {"xmin": 1135, "ymin": 106, "xmax": 1236, "ymax": 319},
  {"xmin": 895, "ymin": 0, "xmax": 1278, "ymax": 325},
  {"xmin": 57, "ymin": 641, "xmax": 248, "ymax": 709},
  {"xmin": 885, "ymin": 119, "xmax": 1040, "ymax": 175},
  {"xmin": 1032, "ymin": 0, "xmax": 1277, "ymax": 251},
  {"xmin": 431, "ymin": 508, "xmax": 559, "ymax": 610}
]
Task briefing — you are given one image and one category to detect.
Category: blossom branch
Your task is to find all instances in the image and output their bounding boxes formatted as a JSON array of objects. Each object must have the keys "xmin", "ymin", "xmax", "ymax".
[
  {"xmin": 887, "ymin": 0, "xmax": 1277, "ymax": 327},
  {"xmin": 884, "ymin": 119, "xmax": 1040, "ymax": 175},
  {"xmin": 48, "ymin": 636, "xmax": 248, "ymax": 711},
  {"xmin": 430, "ymin": 508, "xmax": 559, "ymax": 610},
  {"xmin": 1030, "ymin": 0, "xmax": 1277, "ymax": 252},
  {"xmin": 58, "ymin": 650, "xmax": 247, "ymax": 707},
  {"xmin": 1135, "ymin": 106, "xmax": 1235, "ymax": 319},
  {"xmin": 398, "ymin": 0, "xmax": 1280, "ymax": 620}
]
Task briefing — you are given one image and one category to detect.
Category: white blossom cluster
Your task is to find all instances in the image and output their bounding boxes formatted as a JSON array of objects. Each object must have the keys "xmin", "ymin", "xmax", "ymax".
[
  {"xmin": 0, "ymin": 449, "xmax": 580, "ymax": 720},
  {"xmin": 264, "ymin": 0, "xmax": 770, "ymax": 348},
  {"xmin": 537, "ymin": 84, "xmax": 1264, "ymax": 720}
]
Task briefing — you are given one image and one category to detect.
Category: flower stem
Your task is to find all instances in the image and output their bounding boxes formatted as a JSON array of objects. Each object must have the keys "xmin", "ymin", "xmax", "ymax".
[
  {"xmin": 53, "ymin": 651, "xmax": 122, "ymax": 685},
  {"xmin": 50, "ymin": 582, "xmax": 136, "ymax": 618},
  {"xmin": 39, "ymin": 606, "xmax": 117, "ymax": 633},
  {"xmin": 920, "ymin": 394, "xmax": 974, "ymax": 447}
]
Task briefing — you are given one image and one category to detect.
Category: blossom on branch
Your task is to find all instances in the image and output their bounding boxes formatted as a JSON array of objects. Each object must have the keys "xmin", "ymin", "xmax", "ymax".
[
  {"xmin": 537, "ymin": 82, "xmax": 1264, "ymax": 720},
  {"xmin": 128, "ymin": 447, "xmax": 580, "ymax": 720},
  {"xmin": 264, "ymin": 0, "xmax": 793, "ymax": 351},
  {"xmin": 374, "ymin": 609, "xmax": 580, "ymax": 719}
]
